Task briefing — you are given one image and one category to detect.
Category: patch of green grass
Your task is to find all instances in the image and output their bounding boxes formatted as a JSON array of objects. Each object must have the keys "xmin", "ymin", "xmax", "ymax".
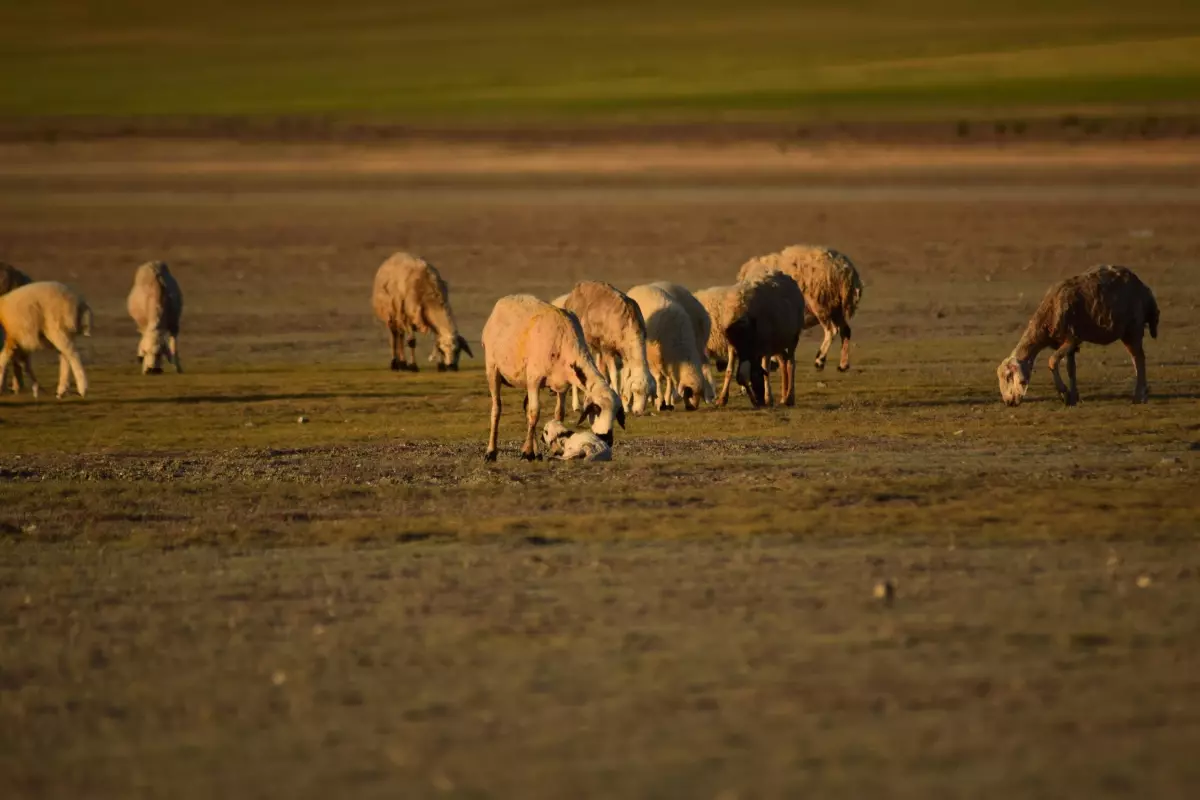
[{"xmin": 2, "ymin": 1, "xmax": 1200, "ymax": 119}]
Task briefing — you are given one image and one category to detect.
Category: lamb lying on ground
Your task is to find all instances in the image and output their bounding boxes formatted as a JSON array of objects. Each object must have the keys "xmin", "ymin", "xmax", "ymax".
[
  {"xmin": 482, "ymin": 294, "xmax": 624, "ymax": 461},
  {"xmin": 625, "ymin": 284, "xmax": 705, "ymax": 411},
  {"xmin": 998, "ymin": 265, "xmax": 1159, "ymax": 407},
  {"xmin": 371, "ymin": 252, "xmax": 472, "ymax": 372},
  {"xmin": 541, "ymin": 420, "xmax": 613, "ymax": 461},
  {"xmin": 552, "ymin": 280, "xmax": 656, "ymax": 416},
  {"xmin": 0, "ymin": 281, "xmax": 92, "ymax": 399},
  {"xmin": 127, "ymin": 260, "xmax": 184, "ymax": 374},
  {"xmin": 738, "ymin": 245, "xmax": 863, "ymax": 371}
]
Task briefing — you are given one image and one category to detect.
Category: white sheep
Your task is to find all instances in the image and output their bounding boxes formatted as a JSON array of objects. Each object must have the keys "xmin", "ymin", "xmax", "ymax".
[
  {"xmin": 552, "ymin": 281, "xmax": 656, "ymax": 416},
  {"xmin": 625, "ymin": 284, "xmax": 706, "ymax": 411},
  {"xmin": 647, "ymin": 281, "xmax": 716, "ymax": 403},
  {"xmin": 699, "ymin": 273, "xmax": 806, "ymax": 407},
  {"xmin": 371, "ymin": 252, "xmax": 472, "ymax": 372},
  {"xmin": 127, "ymin": 260, "xmax": 184, "ymax": 374},
  {"xmin": 0, "ymin": 262, "xmax": 33, "ymax": 393},
  {"xmin": 0, "ymin": 281, "xmax": 92, "ymax": 399},
  {"xmin": 998, "ymin": 265, "xmax": 1159, "ymax": 406},
  {"xmin": 541, "ymin": 420, "xmax": 613, "ymax": 461},
  {"xmin": 738, "ymin": 245, "xmax": 863, "ymax": 371},
  {"xmin": 482, "ymin": 294, "xmax": 624, "ymax": 461}
]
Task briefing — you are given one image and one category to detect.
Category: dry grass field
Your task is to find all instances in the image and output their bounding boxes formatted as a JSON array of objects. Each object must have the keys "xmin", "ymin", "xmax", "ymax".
[{"xmin": 2, "ymin": 142, "xmax": 1199, "ymax": 798}]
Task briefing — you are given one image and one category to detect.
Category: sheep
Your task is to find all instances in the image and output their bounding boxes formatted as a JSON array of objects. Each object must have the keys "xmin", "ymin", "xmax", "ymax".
[
  {"xmin": 625, "ymin": 284, "xmax": 706, "ymax": 411},
  {"xmin": 0, "ymin": 262, "xmax": 33, "ymax": 392},
  {"xmin": 126, "ymin": 261, "xmax": 184, "ymax": 375},
  {"xmin": 541, "ymin": 420, "xmax": 613, "ymax": 462},
  {"xmin": 482, "ymin": 294, "xmax": 624, "ymax": 461},
  {"xmin": 997, "ymin": 265, "xmax": 1159, "ymax": 407},
  {"xmin": 0, "ymin": 281, "xmax": 91, "ymax": 400},
  {"xmin": 697, "ymin": 274, "xmax": 806, "ymax": 407},
  {"xmin": 738, "ymin": 245, "xmax": 863, "ymax": 372},
  {"xmin": 552, "ymin": 281, "xmax": 656, "ymax": 416},
  {"xmin": 647, "ymin": 281, "xmax": 715, "ymax": 403},
  {"xmin": 371, "ymin": 252, "xmax": 472, "ymax": 372}
]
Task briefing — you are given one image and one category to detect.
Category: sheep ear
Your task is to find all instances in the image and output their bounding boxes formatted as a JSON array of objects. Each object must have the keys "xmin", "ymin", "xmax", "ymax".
[
  {"xmin": 572, "ymin": 365, "xmax": 588, "ymax": 387},
  {"xmin": 576, "ymin": 403, "xmax": 598, "ymax": 428},
  {"xmin": 457, "ymin": 335, "xmax": 473, "ymax": 358},
  {"xmin": 615, "ymin": 403, "xmax": 626, "ymax": 430}
]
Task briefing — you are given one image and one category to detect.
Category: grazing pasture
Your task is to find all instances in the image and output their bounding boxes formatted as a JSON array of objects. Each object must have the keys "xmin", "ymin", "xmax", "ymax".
[{"xmin": 1, "ymin": 147, "xmax": 1199, "ymax": 798}]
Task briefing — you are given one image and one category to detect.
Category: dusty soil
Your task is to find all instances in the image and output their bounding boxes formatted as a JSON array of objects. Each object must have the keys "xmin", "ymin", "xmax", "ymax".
[{"xmin": 1, "ymin": 144, "xmax": 1199, "ymax": 798}]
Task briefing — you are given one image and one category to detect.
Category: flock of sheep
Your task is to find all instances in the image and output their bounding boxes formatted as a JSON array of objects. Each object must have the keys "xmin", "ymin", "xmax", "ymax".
[{"xmin": 0, "ymin": 246, "xmax": 1159, "ymax": 460}]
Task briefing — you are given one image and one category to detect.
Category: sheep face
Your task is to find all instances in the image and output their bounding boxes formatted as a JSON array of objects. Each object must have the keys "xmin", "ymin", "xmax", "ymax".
[
  {"xmin": 578, "ymin": 385, "xmax": 625, "ymax": 446},
  {"xmin": 431, "ymin": 333, "xmax": 474, "ymax": 371},
  {"xmin": 997, "ymin": 356, "xmax": 1032, "ymax": 406},
  {"xmin": 138, "ymin": 330, "xmax": 167, "ymax": 374},
  {"xmin": 620, "ymin": 368, "xmax": 655, "ymax": 415}
]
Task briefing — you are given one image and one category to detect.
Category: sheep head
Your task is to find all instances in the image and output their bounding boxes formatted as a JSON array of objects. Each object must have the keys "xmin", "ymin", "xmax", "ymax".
[
  {"xmin": 619, "ymin": 365, "xmax": 656, "ymax": 415},
  {"xmin": 997, "ymin": 356, "xmax": 1032, "ymax": 406},
  {"xmin": 138, "ymin": 329, "xmax": 166, "ymax": 374},
  {"xmin": 575, "ymin": 379, "xmax": 625, "ymax": 446},
  {"xmin": 431, "ymin": 333, "xmax": 474, "ymax": 371}
]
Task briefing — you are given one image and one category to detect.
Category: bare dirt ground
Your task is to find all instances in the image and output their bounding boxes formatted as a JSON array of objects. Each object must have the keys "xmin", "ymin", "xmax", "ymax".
[{"xmin": 1, "ymin": 142, "xmax": 1199, "ymax": 798}]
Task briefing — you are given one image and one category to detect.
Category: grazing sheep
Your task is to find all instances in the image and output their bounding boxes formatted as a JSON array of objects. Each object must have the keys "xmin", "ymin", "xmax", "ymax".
[
  {"xmin": 552, "ymin": 281, "xmax": 656, "ymax": 416},
  {"xmin": 482, "ymin": 294, "xmax": 624, "ymax": 461},
  {"xmin": 738, "ymin": 245, "xmax": 863, "ymax": 371},
  {"xmin": 371, "ymin": 252, "xmax": 473, "ymax": 372},
  {"xmin": 0, "ymin": 281, "xmax": 91, "ymax": 399},
  {"xmin": 541, "ymin": 420, "xmax": 613, "ymax": 461},
  {"xmin": 647, "ymin": 281, "xmax": 715, "ymax": 403},
  {"xmin": 625, "ymin": 284, "xmax": 706, "ymax": 411},
  {"xmin": 711, "ymin": 272, "xmax": 806, "ymax": 407},
  {"xmin": 0, "ymin": 262, "xmax": 33, "ymax": 392},
  {"xmin": 127, "ymin": 261, "xmax": 184, "ymax": 374},
  {"xmin": 997, "ymin": 265, "xmax": 1159, "ymax": 407}
]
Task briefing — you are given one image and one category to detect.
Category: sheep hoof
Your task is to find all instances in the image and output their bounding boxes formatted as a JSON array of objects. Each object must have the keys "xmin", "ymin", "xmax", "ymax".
[
  {"xmin": 814, "ymin": 360, "xmax": 826, "ymax": 371},
  {"xmin": 148, "ymin": 367, "xmax": 164, "ymax": 375},
  {"xmin": 484, "ymin": 450, "xmax": 498, "ymax": 462},
  {"xmin": 520, "ymin": 450, "xmax": 537, "ymax": 462},
  {"xmin": 448, "ymin": 364, "xmax": 459, "ymax": 372},
  {"xmin": 837, "ymin": 364, "xmax": 851, "ymax": 373},
  {"xmin": 406, "ymin": 364, "xmax": 420, "ymax": 373},
  {"xmin": 391, "ymin": 358, "xmax": 406, "ymax": 372}
]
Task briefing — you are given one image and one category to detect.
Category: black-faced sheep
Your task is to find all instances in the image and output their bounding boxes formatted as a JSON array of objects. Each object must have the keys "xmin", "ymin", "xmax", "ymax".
[
  {"xmin": 998, "ymin": 265, "xmax": 1159, "ymax": 407},
  {"xmin": 552, "ymin": 280, "xmax": 656, "ymax": 415},
  {"xmin": 625, "ymin": 284, "xmax": 706, "ymax": 411},
  {"xmin": 127, "ymin": 261, "xmax": 184, "ymax": 374},
  {"xmin": 0, "ymin": 281, "xmax": 92, "ymax": 400},
  {"xmin": 738, "ymin": 245, "xmax": 863, "ymax": 372},
  {"xmin": 371, "ymin": 252, "xmax": 472, "ymax": 372},
  {"xmin": 482, "ymin": 295, "xmax": 624, "ymax": 461}
]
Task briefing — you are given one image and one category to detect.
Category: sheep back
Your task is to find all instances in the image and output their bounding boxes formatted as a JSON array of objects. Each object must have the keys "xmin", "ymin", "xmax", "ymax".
[
  {"xmin": 0, "ymin": 281, "xmax": 91, "ymax": 352},
  {"xmin": 1030, "ymin": 264, "xmax": 1159, "ymax": 346},
  {"xmin": 739, "ymin": 245, "xmax": 861, "ymax": 327},
  {"xmin": 127, "ymin": 261, "xmax": 183, "ymax": 336},
  {"xmin": 648, "ymin": 282, "xmax": 711, "ymax": 360},
  {"xmin": 372, "ymin": 251, "xmax": 457, "ymax": 335}
]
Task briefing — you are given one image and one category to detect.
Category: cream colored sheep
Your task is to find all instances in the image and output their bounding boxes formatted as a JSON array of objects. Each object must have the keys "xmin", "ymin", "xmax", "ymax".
[
  {"xmin": 127, "ymin": 261, "xmax": 184, "ymax": 374},
  {"xmin": 0, "ymin": 262, "xmax": 33, "ymax": 392},
  {"xmin": 625, "ymin": 284, "xmax": 705, "ymax": 411},
  {"xmin": 371, "ymin": 252, "xmax": 472, "ymax": 372},
  {"xmin": 541, "ymin": 420, "xmax": 613, "ymax": 461},
  {"xmin": 738, "ymin": 245, "xmax": 862, "ymax": 372},
  {"xmin": 998, "ymin": 265, "xmax": 1159, "ymax": 407},
  {"xmin": 648, "ymin": 281, "xmax": 715, "ymax": 403},
  {"xmin": 482, "ymin": 295, "xmax": 624, "ymax": 461},
  {"xmin": 553, "ymin": 281, "xmax": 656, "ymax": 416},
  {"xmin": 694, "ymin": 284, "xmax": 738, "ymax": 393},
  {"xmin": 0, "ymin": 281, "xmax": 91, "ymax": 400}
]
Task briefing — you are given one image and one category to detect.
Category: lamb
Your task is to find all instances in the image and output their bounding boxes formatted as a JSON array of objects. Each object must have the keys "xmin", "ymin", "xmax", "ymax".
[
  {"xmin": 625, "ymin": 284, "xmax": 706, "ymax": 411},
  {"xmin": 0, "ymin": 281, "xmax": 92, "ymax": 399},
  {"xmin": 707, "ymin": 272, "xmax": 806, "ymax": 407},
  {"xmin": 371, "ymin": 252, "xmax": 472, "ymax": 372},
  {"xmin": 647, "ymin": 281, "xmax": 715, "ymax": 403},
  {"xmin": 541, "ymin": 420, "xmax": 613, "ymax": 462},
  {"xmin": 482, "ymin": 294, "xmax": 624, "ymax": 461},
  {"xmin": 997, "ymin": 265, "xmax": 1159, "ymax": 407},
  {"xmin": 0, "ymin": 262, "xmax": 33, "ymax": 392},
  {"xmin": 738, "ymin": 245, "xmax": 863, "ymax": 372},
  {"xmin": 552, "ymin": 281, "xmax": 656, "ymax": 416},
  {"xmin": 126, "ymin": 261, "xmax": 184, "ymax": 374}
]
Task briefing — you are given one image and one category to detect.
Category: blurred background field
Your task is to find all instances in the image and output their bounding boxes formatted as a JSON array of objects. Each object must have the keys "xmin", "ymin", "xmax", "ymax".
[{"xmin": 2, "ymin": 0, "xmax": 1199, "ymax": 122}]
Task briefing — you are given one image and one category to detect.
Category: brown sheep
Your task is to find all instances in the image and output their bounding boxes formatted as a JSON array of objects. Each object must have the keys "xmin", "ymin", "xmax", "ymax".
[
  {"xmin": 715, "ymin": 272, "xmax": 806, "ymax": 408},
  {"xmin": 997, "ymin": 265, "xmax": 1159, "ymax": 407},
  {"xmin": 371, "ymin": 252, "xmax": 472, "ymax": 372},
  {"xmin": 482, "ymin": 295, "xmax": 624, "ymax": 461},
  {"xmin": 738, "ymin": 245, "xmax": 863, "ymax": 372}
]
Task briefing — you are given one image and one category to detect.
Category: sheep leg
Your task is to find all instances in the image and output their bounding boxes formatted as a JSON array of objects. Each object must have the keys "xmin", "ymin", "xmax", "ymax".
[
  {"xmin": 701, "ymin": 364, "xmax": 716, "ymax": 404},
  {"xmin": 1046, "ymin": 342, "xmax": 1077, "ymax": 406},
  {"xmin": 1124, "ymin": 338, "xmax": 1149, "ymax": 404},
  {"xmin": 554, "ymin": 391, "xmax": 566, "ymax": 423},
  {"xmin": 3, "ymin": 350, "xmax": 24, "ymax": 394},
  {"xmin": 1, "ymin": 347, "xmax": 36, "ymax": 398},
  {"xmin": 570, "ymin": 383, "xmax": 580, "ymax": 414},
  {"xmin": 716, "ymin": 348, "xmax": 737, "ymax": 407},
  {"xmin": 814, "ymin": 323, "xmax": 834, "ymax": 370},
  {"xmin": 485, "ymin": 367, "xmax": 502, "ymax": 461},
  {"xmin": 405, "ymin": 334, "xmax": 419, "ymax": 372},
  {"xmin": 782, "ymin": 356, "xmax": 796, "ymax": 406},
  {"xmin": 169, "ymin": 334, "xmax": 183, "ymax": 373},
  {"xmin": 760, "ymin": 357, "xmax": 773, "ymax": 406},
  {"xmin": 388, "ymin": 325, "xmax": 407, "ymax": 371},
  {"xmin": 21, "ymin": 353, "xmax": 39, "ymax": 399},
  {"xmin": 1065, "ymin": 350, "xmax": 1080, "ymax": 406},
  {"xmin": 836, "ymin": 320, "xmax": 853, "ymax": 372},
  {"xmin": 521, "ymin": 385, "xmax": 541, "ymax": 461}
]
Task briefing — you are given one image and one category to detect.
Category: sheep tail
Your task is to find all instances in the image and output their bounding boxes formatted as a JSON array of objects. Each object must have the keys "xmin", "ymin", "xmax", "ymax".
[
  {"xmin": 78, "ymin": 302, "xmax": 93, "ymax": 337},
  {"xmin": 1146, "ymin": 292, "xmax": 1159, "ymax": 340}
]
